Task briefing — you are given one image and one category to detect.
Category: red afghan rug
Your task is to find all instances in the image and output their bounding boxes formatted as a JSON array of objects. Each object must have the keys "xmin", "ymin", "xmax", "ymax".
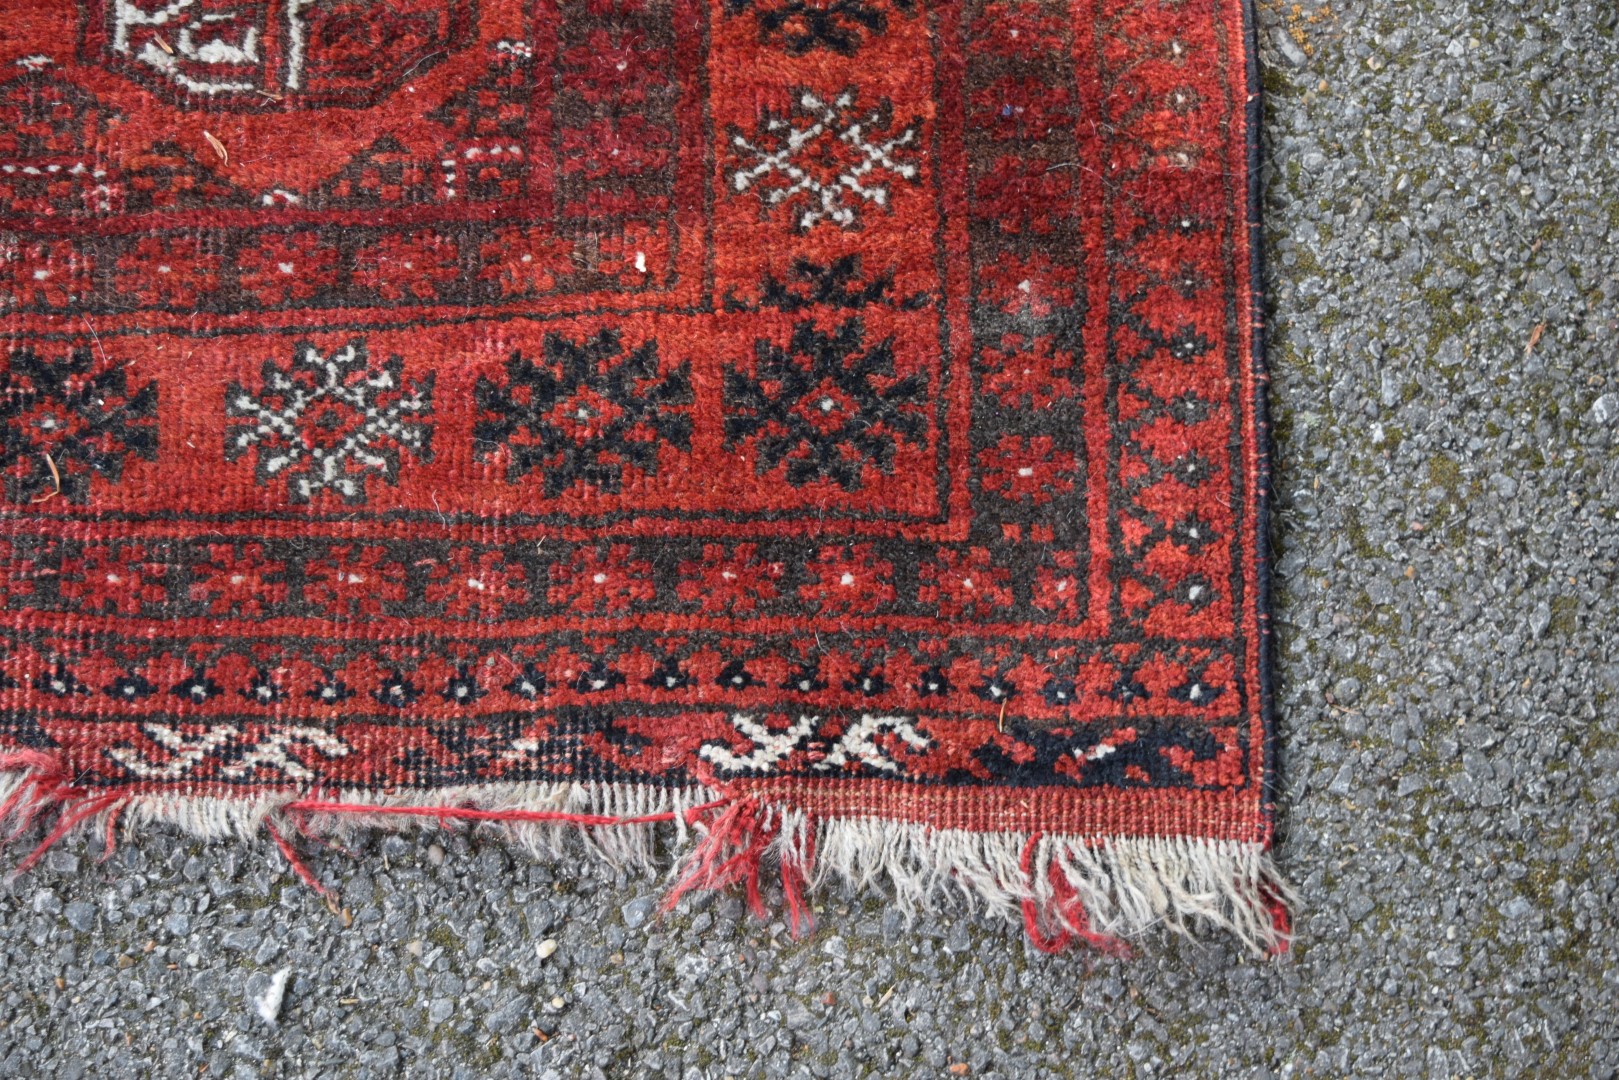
[{"xmin": 0, "ymin": 0, "xmax": 1290, "ymax": 953}]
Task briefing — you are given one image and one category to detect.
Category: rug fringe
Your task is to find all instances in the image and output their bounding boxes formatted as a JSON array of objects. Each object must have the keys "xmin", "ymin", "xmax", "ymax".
[
  {"xmin": 0, "ymin": 754, "xmax": 1292, "ymax": 956},
  {"xmin": 770, "ymin": 805, "xmax": 1294, "ymax": 957}
]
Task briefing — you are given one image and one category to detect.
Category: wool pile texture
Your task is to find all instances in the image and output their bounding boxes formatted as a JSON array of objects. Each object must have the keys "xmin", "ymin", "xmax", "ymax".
[{"xmin": 0, "ymin": 0, "xmax": 1290, "ymax": 954}]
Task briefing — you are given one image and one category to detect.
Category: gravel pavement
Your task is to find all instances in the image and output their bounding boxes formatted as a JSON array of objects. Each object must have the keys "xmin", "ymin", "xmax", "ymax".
[{"xmin": 3, "ymin": 1, "xmax": 1618, "ymax": 1076}]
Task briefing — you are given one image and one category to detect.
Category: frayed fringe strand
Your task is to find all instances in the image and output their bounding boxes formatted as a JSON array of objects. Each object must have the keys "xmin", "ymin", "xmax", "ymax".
[
  {"xmin": 664, "ymin": 798, "xmax": 817, "ymax": 937},
  {"xmin": 776, "ymin": 810, "xmax": 1294, "ymax": 957},
  {"xmin": 0, "ymin": 755, "xmax": 1293, "ymax": 957}
]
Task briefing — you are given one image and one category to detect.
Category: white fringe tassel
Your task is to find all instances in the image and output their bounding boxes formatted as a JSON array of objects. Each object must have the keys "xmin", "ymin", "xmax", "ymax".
[
  {"xmin": 775, "ymin": 808, "xmax": 1293, "ymax": 957},
  {"xmin": 116, "ymin": 780, "xmax": 708, "ymax": 869},
  {"xmin": 0, "ymin": 770, "xmax": 1293, "ymax": 956}
]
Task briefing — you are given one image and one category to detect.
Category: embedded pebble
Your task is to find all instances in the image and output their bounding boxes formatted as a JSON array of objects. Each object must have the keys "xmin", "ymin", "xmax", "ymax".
[
  {"xmin": 63, "ymin": 902, "xmax": 96, "ymax": 934},
  {"xmin": 620, "ymin": 896, "xmax": 655, "ymax": 930},
  {"xmin": 1592, "ymin": 393, "xmax": 1617, "ymax": 426}
]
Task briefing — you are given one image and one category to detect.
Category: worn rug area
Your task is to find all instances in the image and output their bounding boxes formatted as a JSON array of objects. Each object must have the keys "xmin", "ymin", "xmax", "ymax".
[{"xmin": 0, "ymin": 0, "xmax": 1289, "ymax": 952}]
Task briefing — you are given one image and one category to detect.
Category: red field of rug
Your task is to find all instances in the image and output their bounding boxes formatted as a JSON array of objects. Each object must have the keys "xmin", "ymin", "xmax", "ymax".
[{"xmin": 0, "ymin": 0, "xmax": 1289, "ymax": 952}]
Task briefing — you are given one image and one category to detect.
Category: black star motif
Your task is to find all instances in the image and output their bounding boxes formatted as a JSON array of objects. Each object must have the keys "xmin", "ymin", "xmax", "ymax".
[
  {"xmin": 241, "ymin": 670, "xmax": 286, "ymax": 705},
  {"xmin": 374, "ymin": 673, "xmax": 423, "ymax": 710},
  {"xmin": 107, "ymin": 674, "xmax": 158, "ymax": 702},
  {"xmin": 646, "ymin": 656, "xmax": 694, "ymax": 691},
  {"xmin": 474, "ymin": 330, "xmax": 693, "ymax": 498},
  {"xmin": 717, "ymin": 660, "xmax": 757, "ymax": 690},
  {"xmin": 170, "ymin": 668, "xmax": 223, "ymax": 705},
  {"xmin": 505, "ymin": 664, "xmax": 549, "ymax": 700},
  {"xmin": 441, "ymin": 668, "xmax": 487, "ymax": 706},
  {"xmin": 844, "ymin": 666, "xmax": 888, "ymax": 696},
  {"xmin": 37, "ymin": 668, "xmax": 91, "ymax": 698},
  {"xmin": 724, "ymin": 317, "xmax": 928, "ymax": 491},
  {"xmin": 0, "ymin": 346, "xmax": 158, "ymax": 504},
  {"xmin": 307, "ymin": 673, "xmax": 355, "ymax": 705},
  {"xmin": 916, "ymin": 666, "xmax": 952, "ymax": 697},
  {"xmin": 573, "ymin": 660, "xmax": 625, "ymax": 694}
]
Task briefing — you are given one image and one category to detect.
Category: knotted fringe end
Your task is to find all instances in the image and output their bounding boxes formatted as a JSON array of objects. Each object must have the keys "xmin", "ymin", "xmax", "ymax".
[{"xmin": 0, "ymin": 756, "xmax": 1292, "ymax": 957}]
